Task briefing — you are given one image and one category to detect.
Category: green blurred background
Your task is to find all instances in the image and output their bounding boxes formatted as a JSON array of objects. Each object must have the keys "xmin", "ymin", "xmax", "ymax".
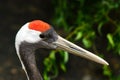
[{"xmin": 0, "ymin": 0, "xmax": 120, "ymax": 80}]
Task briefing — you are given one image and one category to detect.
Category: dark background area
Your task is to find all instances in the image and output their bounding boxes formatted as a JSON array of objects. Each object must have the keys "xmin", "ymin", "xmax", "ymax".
[
  {"xmin": 0, "ymin": 0, "xmax": 120, "ymax": 80},
  {"xmin": 0, "ymin": 0, "xmax": 54, "ymax": 80}
]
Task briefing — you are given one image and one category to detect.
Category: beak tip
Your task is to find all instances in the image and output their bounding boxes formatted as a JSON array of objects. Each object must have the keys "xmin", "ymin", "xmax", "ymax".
[
  {"xmin": 105, "ymin": 62, "xmax": 109, "ymax": 66},
  {"xmin": 101, "ymin": 61, "xmax": 109, "ymax": 66}
]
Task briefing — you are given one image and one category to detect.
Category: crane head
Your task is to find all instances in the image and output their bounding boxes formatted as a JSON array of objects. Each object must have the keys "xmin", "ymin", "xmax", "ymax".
[{"xmin": 15, "ymin": 20, "xmax": 109, "ymax": 65}]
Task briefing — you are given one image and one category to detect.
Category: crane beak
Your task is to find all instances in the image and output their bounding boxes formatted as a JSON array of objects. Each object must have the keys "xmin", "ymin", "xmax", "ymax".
[{"xmin": 53, "ymin": 36, "xmax": 109, "ymax": 65}]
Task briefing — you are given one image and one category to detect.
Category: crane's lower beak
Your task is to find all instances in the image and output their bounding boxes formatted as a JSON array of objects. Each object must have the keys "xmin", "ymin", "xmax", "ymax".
[{"xmin": 53, "ymin": 36, "xmax": 109, "ymax": 65}]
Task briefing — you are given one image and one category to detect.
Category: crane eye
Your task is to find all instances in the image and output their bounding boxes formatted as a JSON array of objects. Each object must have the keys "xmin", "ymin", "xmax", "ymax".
[{"xmin": 39, "ymin": 34, "xmax": 45, "ymax": 38}]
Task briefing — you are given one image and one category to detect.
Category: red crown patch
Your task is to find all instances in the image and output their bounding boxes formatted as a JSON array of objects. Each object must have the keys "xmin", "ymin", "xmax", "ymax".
[{"xmin": 29, "ymin": 20, "xmax": 50, "ymax": 32}]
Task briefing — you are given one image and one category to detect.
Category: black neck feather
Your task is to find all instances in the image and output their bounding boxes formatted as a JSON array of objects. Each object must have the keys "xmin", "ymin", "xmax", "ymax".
[{"xmin": 19, "ymin": 42, "xmax": 43, "ymax": 80}]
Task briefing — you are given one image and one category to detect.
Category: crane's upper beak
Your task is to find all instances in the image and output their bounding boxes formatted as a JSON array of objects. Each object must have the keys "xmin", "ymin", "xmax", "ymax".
[{"xmin": 52, "ymin": 36, "xmax": 109, "ymax": 65}]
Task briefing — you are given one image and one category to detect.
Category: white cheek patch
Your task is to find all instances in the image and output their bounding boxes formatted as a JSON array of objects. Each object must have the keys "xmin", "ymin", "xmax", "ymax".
[{"xmin": 25, "ymin": 29, "xmax": 41, "ymax": 43}]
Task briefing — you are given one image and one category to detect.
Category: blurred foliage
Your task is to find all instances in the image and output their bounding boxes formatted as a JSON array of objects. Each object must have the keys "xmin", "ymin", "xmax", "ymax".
[
  {"xmin": 43, "ymin": 51, "xmax": 68, "ymax": 80},
  {"xmin": 43, "ymin": 0, "xmax": 120, "ymax": 80}
]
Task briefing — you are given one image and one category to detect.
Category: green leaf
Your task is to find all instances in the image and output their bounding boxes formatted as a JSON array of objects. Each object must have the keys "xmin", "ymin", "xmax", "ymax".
[
  {"xmin": 60, "ymin": 63, "xmax": 66, "ymax": 72},
  {"xmin": 107, "ymin": 33, "xmax": 115, "ymax": 47},
  {"xmin": 98, "ymin": 22, "xmax": 104, "ymax": 35},
  {"xmin": 82, "ymin": 38, "xmax": 92, "ymax": 48},
  {"xmin": 43, "ymin": 72, "xmax": 50, "ymax": 80},
  {"xmin": 43, "ymin": 58, "xmax": 52, "ymax": 71},
  {"xmin": 103, "ymin": 65, "xmax": 112, "ymax": 77},
  {"xmin": 63, "ymin": 51, "xmax": 69, "ymax": 63},
  {"xmin": 75, "ymin": 32, "xmax": 83, "ymax": 41},
  {"xmin": 49, "ymin": 51, "xmax": 56, "ymax": 59}
]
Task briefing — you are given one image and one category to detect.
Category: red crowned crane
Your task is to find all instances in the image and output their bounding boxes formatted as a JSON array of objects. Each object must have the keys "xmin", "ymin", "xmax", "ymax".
[{"xmin": 15, "ymin": 20, "xmax": 109, "ymax": 80}]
